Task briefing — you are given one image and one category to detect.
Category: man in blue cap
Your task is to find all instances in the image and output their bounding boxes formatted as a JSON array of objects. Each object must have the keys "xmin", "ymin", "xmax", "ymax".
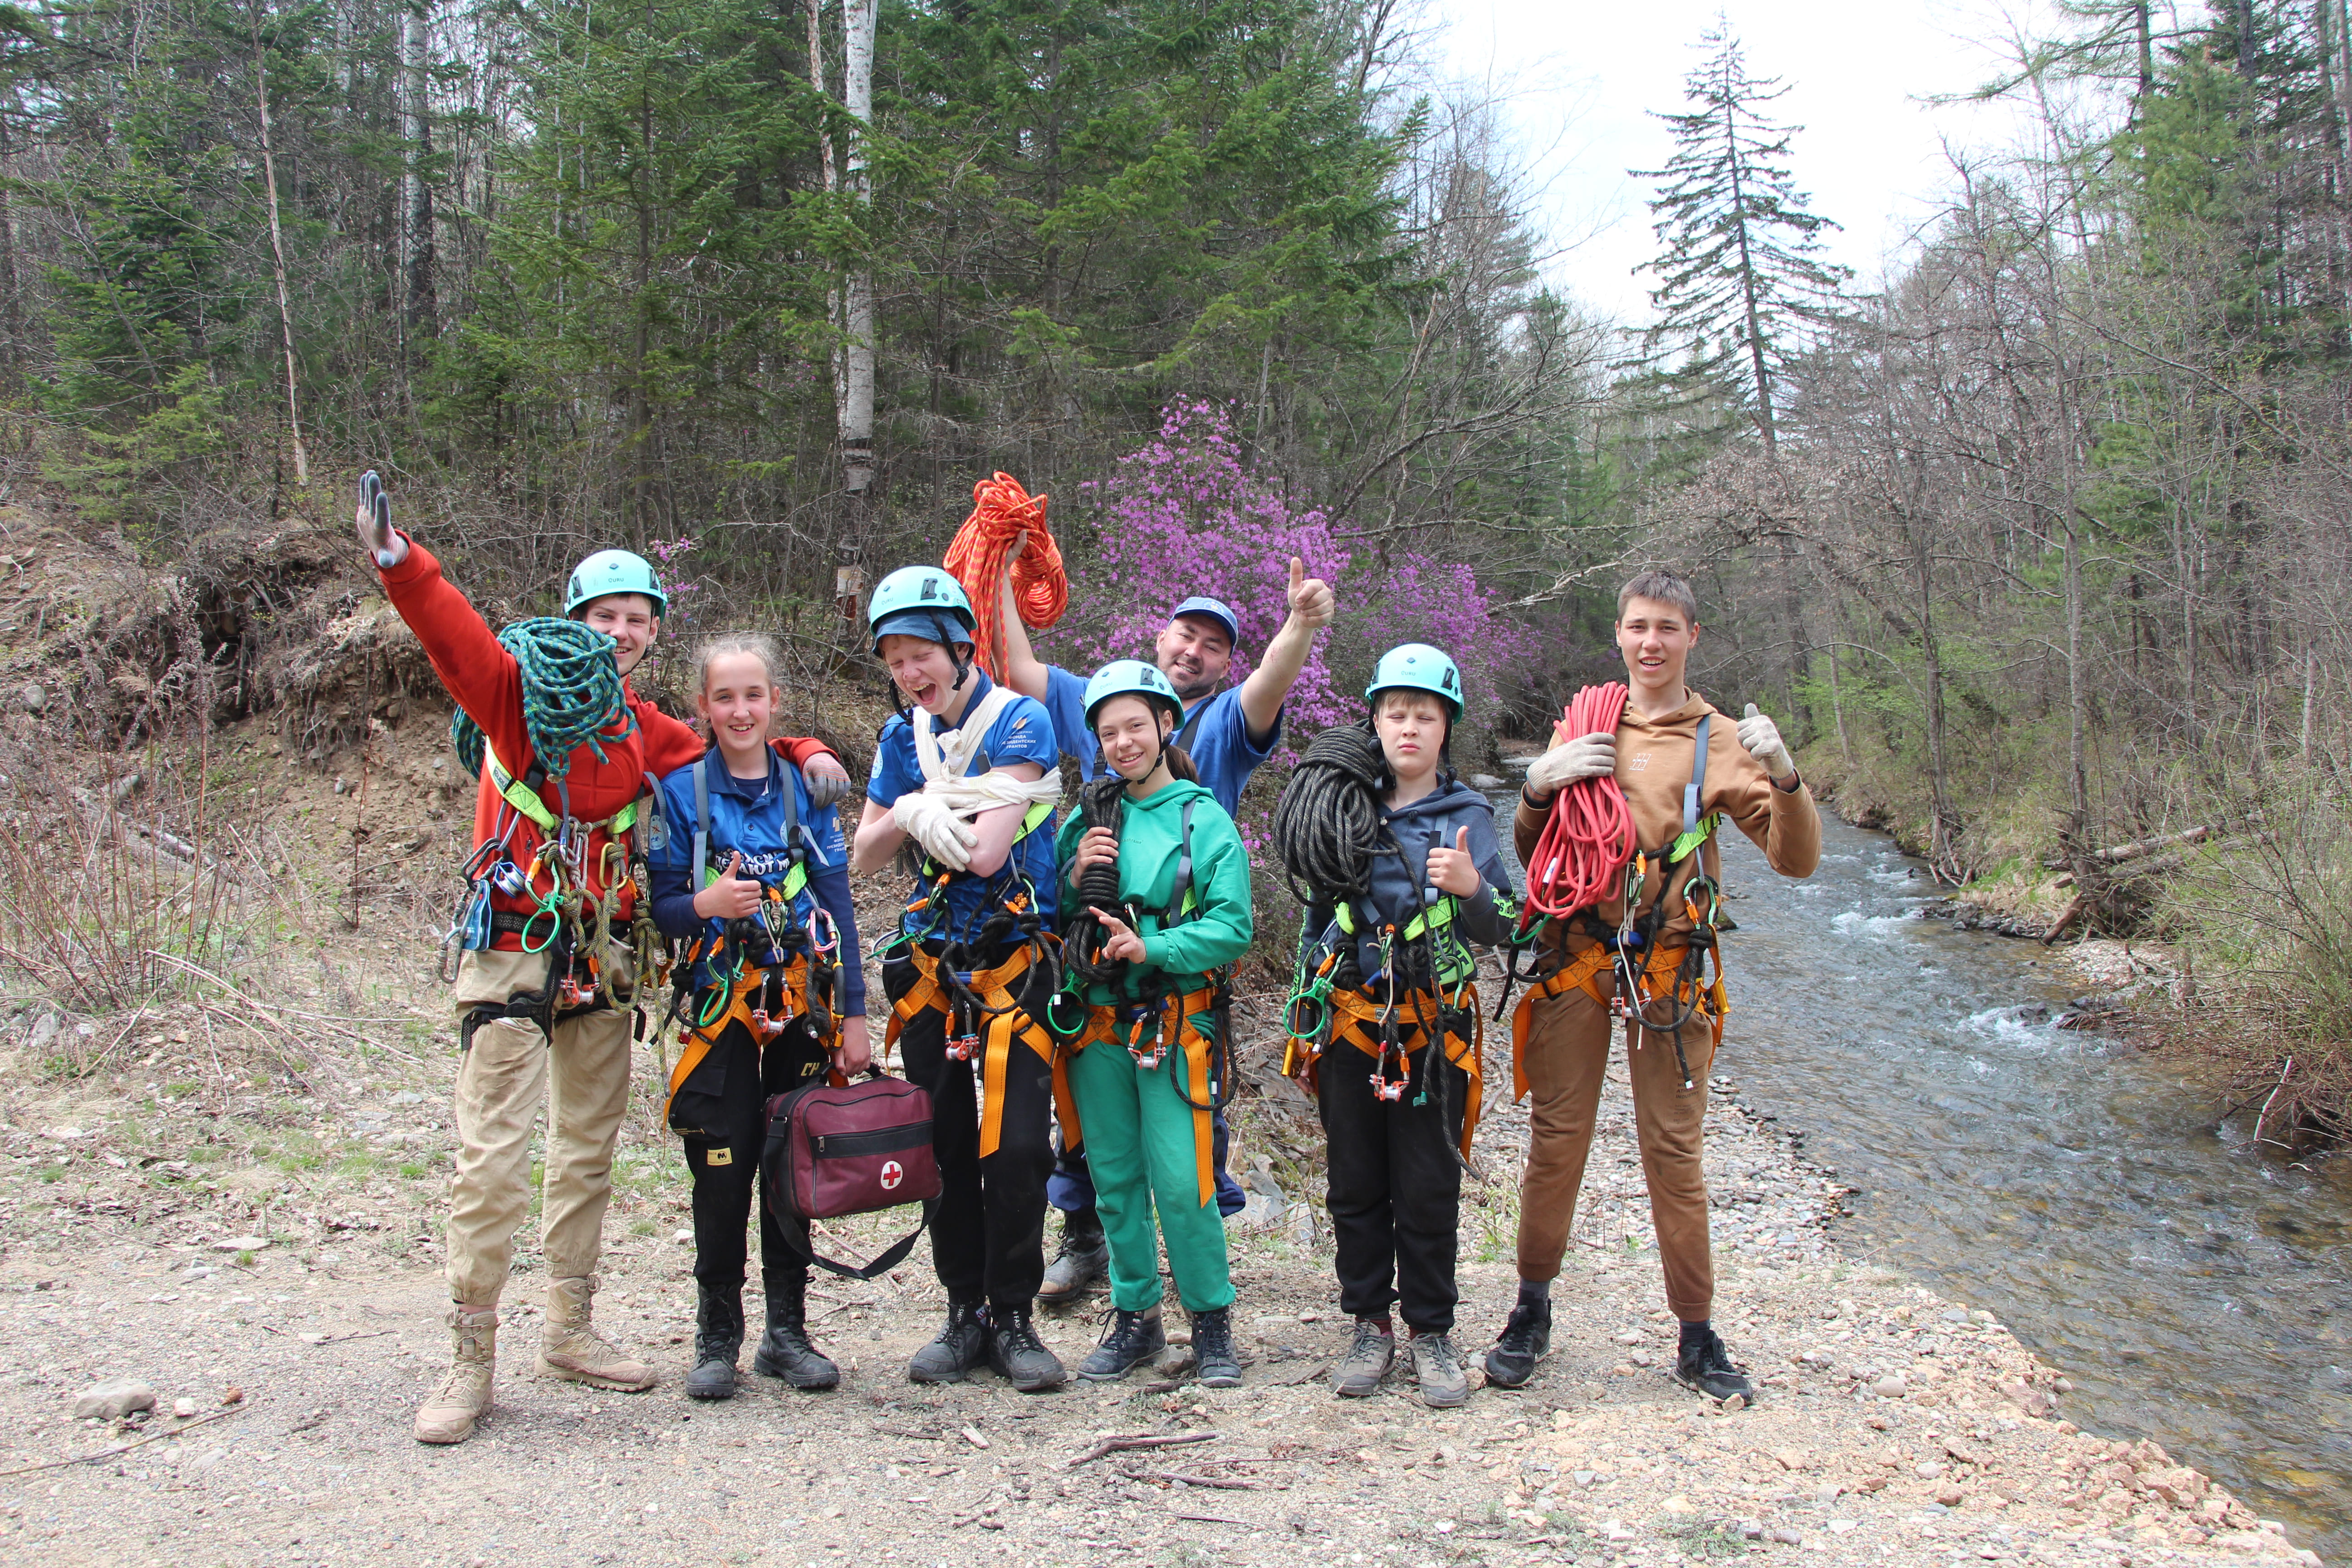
[{"xmin": 998, "ymin": 549, "xmax": 1337, "ymax": 1301}]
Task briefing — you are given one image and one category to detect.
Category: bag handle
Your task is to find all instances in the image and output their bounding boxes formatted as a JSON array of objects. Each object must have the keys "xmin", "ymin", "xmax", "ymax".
[{"xmin": 774, "ymin": 1201, "xmax": 933, "ymax": 1281}]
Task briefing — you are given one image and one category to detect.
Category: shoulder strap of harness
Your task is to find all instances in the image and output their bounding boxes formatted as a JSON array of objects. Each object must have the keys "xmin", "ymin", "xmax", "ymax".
[
  {"xmin": 1664, "ymin": 712, "xmax": 1723, "ymax": 866},
  {"xmin": 1163, "ymin": 797, "xmax": 1198, "ymax": 924},
  {"xmin": 1175, "ymin": 696, "xmax": 1210, "ymax": 754},
  {"xmin": 691, "ymin": 755, "xmax": 712, "ymax": 887}
]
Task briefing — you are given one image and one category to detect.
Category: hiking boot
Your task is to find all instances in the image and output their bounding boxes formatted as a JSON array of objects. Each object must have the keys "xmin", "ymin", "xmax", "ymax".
[
  {"xmin": 1674, "ymin": 1326, "xmax": 1754, "ymax": 1403},
  {"xmin": 414, "ymin": 1306, "xmax": 497, "ymax": 1445},
  {"xmin": 909, "ymin": 1301, "xmax": 991, "ymax": 1384},
  {"xmin": 1076, "ymin": 1307, "xmax": 1166, "ymax": 1382},
  {"xmin": 1036, "ymin": 1208, "xmax": 1108, "ymax": 1306},
  {"xmin": 684, "ymin": 1285, "xmax": 744, "ymax": 1401},
  {"xmin": 1407, "ymin": 1331, "xmax": 1469, "ymax": 1409},
  {"xmin": 987, "ymin": 1302, "xmax": 1068, "ymax": 1392},
  {"xmin": 1191, "ymin": 1306, "xmax": 1241, "ymax": 1389},
  {"xmin": 538, "ymin": 1274, "xmax": 657, "ymax": 1392},
  {"xmin": 1332, "ymin": 1318, "xmax": 1395, "ymax": 1398},
  {"xmin": 1484, "ymin": 1296, "xmax": 1551, "ymax": 1389},
  {"xmin": 752, "ymin": 1271, "xmax": 839, "ymax": 1391}
]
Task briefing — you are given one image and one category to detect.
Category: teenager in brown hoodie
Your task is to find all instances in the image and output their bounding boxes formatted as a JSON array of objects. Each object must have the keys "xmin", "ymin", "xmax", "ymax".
[{"xmin": 1482, "ymin": 571, "xmax": 1820, "ymax": 1401}]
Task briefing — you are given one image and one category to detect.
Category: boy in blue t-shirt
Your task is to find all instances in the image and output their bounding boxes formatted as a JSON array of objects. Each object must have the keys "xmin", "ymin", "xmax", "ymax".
[
  {"xmin": 994, "ymin": 546, "xmax": 1338, "ymax": 1294},
  {"xmin": 849, "ymin": 566, "xmax": 1068, "ymax": 1392}
]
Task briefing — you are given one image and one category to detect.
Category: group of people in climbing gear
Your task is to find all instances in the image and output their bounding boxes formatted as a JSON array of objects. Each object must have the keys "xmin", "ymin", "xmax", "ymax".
[{"xmin": 362, "ymin": 467, "xmax": 1818, "ymax": 1436}]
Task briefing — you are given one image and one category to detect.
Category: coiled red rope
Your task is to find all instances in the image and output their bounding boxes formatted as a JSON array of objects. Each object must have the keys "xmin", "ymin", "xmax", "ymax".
[
  {"xmin": 1519, "ymin": 682, "xmax": 1635, "ymax": 929},
  {"xmin": 944, "ymin": 472, "xmax": 1066, "ymax": 681}
]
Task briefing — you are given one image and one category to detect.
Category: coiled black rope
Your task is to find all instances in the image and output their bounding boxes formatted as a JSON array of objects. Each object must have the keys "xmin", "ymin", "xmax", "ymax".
[
  {"xmin": 1271, "ymin": 723, "xmax": 1396, "ymax": 909},
  {"xmin": 1060, "ymin": 775, "xmax": 1129, "ymax": 991}
]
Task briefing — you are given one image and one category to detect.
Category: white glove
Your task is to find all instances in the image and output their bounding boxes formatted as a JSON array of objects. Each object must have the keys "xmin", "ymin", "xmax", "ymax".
[
  {"xmin": 1525, "ymin": 732, "xmax": 1615, "ymax": 801},
  {"xmin": 1738, "ymin": 702, "xmax": 1796, "ymax": 781},
  {"xmin": 892, "ymin": 791, "xmax": 979, "ymax": 870},
  {"xmin": 354, "ymin": 470, "xmax": 408, "ymax": 569}
]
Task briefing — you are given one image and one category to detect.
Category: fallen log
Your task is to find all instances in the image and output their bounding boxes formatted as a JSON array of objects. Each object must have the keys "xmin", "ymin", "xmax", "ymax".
[
  {"xmin": 2040, "ymin": 892, "xmax": 2088, "ymax": 946},
  {"xmin": 2042, "ymin": 824, "xmax": 2214, "ymax": 871}
]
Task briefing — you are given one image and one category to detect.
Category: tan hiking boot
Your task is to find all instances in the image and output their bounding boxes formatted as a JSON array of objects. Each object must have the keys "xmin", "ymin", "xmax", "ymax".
[
  {"xmin": 538, "ymin": 1274, "xmax": 656, "ymax": 1391},
  {"xmin": 414, "ymin": 1306, "xmax": 498, "ymax": 1445}
]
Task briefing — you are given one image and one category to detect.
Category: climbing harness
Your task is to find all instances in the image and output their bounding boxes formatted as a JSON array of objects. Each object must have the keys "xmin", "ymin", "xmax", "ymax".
[
  {"xmin": 883, "ymin": 922, "xmax": 1061, "ymax": 1160},
  {"xmin": 1500, "ymin": 710, "xmax": 1732, "ymax": 1095},
  {"xmin": 941, "ymin": 472, "xmax": 1066, "ymax": 682},
  {"xmin": 1054, "ymin": 985, "xmax": 1224, "ymax": 1207}
]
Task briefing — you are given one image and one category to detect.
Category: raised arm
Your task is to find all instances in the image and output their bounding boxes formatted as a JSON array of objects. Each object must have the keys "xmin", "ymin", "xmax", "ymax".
[
  {"xmin": 1237, "ymin": 556, "xmax": 1334, "ymax": 744},
  {"xmin": 997, "ymin": 551, "xmax": 1053, "ymax": 703}
]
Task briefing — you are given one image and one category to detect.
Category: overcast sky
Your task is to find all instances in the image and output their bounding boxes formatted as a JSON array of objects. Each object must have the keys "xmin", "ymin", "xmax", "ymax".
[{"xmin": 1430, "ymin": 0, "xmax": 2105, "ymax": 323}]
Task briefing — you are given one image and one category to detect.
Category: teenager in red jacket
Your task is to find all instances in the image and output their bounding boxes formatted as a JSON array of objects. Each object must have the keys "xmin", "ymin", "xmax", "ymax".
[{"xmin": 357, "ymin": 481, "xmax": 849, "ymax": 1445}]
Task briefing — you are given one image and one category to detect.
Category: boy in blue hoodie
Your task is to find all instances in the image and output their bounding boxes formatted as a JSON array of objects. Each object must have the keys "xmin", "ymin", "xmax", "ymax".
[{"xmin": 1277, "ymin": 644, "xmax": 1517, "ymax": 1409}]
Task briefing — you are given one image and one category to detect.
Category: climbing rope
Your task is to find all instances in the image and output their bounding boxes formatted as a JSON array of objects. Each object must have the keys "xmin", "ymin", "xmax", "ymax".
[
  {"xmin": 450, "ymin": 617, "xmax": 636, "ymax": 782},
  {"xmin": 1059, "ymin": 775, "xmax": 1130, "ymax": 993},
  {"xmin": 1518, "ymin": 682, "xmax": 1634, "ymax": 930},
  {"xmin": 943, "ymin": 472, "xmax": 1066, "ymax": 681},
  {"xmin": 1271, "ymin": 724, "xmax": 1396, "ymax": 910}
]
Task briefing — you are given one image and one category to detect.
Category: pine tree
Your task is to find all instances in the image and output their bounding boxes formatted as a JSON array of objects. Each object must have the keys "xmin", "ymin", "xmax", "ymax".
[{"xmin": 1633, "ymin": 24, "xmax": 1850, "ymax": 456}]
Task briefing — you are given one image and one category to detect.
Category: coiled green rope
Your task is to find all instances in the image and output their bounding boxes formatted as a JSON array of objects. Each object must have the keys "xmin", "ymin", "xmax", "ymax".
[{"xmin": 450, "ymin": 617, "xmax": 636, "ymax": 782}]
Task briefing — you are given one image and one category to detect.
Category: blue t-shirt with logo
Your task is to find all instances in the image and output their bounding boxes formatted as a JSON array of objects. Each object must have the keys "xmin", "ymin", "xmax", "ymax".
[
  {"xmin": 1042, "ymin": 664, "xmax": 1279, "ymax": 817},
  {"xmin": 647, "ymin": 746, "xmax": 865, "ymax": 1013},
  {"xmin": 867, "ymin": 671, "xmax": 1061, "ymax": 942}
]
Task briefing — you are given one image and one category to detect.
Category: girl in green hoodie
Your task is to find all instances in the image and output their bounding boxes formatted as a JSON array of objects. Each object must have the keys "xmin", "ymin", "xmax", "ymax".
[{"xmin": 1052, "ymin": 660, "xmax": 1254, "ymax": 1387}]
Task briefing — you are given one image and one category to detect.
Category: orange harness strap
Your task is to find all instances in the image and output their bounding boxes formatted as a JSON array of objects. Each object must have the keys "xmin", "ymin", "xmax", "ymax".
[
  {"xmin": 1509, "ymin": 946, "xmax": 1614, "ymax": 1102},
  {"xmin": 1310, "ymin": 981, "xmax": 1485, "ymax": 1158},
  {"xmin": 884, "ymin": 943, "xmax": 1056, "ymax": 1159},
  {"xmin": 666, "ymin": 960, "xmax": 814, "ymax": 1124},
  {"xmin": 1057, "ymin": 988, "xmax": 1218, "ymax": 1209}
]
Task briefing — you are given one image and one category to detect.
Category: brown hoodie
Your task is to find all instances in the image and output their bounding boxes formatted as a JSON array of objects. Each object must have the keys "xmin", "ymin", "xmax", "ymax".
[{"xmin": 1514, "ymin": 690, "xmax": 1821, "ymax": 954}]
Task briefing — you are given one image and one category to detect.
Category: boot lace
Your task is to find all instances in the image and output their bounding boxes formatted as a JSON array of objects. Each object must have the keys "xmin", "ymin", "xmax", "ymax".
[
  {"xmin": 1344, "ymin": 1319, "xmax": 1390, "ymax": 1364},
  {"xmin": 997, "ymin": 1307, "xmax": 1048, "ymax": 1354},
  {"xmin": 1414, "ymin": 1332, "xmax": 1465, "ymax": 1374},
  {"xmin": 1498, "ymin": 1301, "xmax": 1546, "ymax": 1352}
]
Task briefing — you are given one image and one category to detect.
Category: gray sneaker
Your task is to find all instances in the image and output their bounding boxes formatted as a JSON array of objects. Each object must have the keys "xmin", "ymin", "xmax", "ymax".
[
  {"xmin": 1407, "ymin": 1331, "xmax": 1469, "ymax": 1408},
  {"xmin": 1332, "ymin": 1318, "xmax": 1395, "ymax": 1398}
]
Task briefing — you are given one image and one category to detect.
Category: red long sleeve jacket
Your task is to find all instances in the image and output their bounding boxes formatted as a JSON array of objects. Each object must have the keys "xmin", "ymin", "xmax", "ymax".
[{"xmin": 379, "ymin": 538, "xmax": 839, "ymax": 951}]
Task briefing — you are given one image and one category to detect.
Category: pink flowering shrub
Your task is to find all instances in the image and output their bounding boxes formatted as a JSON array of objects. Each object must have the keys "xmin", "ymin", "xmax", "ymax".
[{"xmin": 1053, "ymin": 398, "xmax": 1527, "ymax": 748}]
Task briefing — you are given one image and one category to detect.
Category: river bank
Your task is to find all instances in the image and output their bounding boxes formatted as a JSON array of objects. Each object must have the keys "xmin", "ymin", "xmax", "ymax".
[{"xmin": 0, "ymin": 955, "xmax": 2324, "ymax": 1567}]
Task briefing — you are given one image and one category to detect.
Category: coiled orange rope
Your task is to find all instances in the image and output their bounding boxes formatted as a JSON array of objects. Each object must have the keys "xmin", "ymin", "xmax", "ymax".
[
  {"xmin": 1519, "ymin": 683, "xmax": 1636, "ymax": 929},
  {"xmin": 943, "ymin": 471, "xmax": 1067, "ymax": 681}
]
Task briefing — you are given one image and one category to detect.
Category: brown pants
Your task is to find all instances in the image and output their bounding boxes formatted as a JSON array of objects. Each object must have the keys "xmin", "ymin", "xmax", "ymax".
[
  {"xmin": 1514, "ymin": 983, "xmax": 1717, "ymax": 1321},
  {"xmin": 444, "ymin": 944, "xmax": 637, "ymax": 1306}
]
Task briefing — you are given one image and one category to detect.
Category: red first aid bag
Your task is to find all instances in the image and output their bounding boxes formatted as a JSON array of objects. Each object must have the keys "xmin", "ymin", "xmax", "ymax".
[{"xmin": 762, "ymin": 1074, "xmax": 939, "ymax": 1279}]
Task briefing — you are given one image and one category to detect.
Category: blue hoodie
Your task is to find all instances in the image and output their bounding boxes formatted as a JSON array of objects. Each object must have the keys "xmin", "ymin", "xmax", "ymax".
[
  {"xmin": 648, "ymin": 746, "xmax": 867, "ymax": 1014},
  {"xmin": 1303, "ymin": 778, "xmax": 1517, "ymax": 989}
]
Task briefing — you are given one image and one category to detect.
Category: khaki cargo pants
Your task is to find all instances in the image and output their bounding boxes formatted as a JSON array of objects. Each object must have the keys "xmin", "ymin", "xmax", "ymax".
[
  {"xmin": 1514, "ymin": 983, "xmax": 1718, "ymax": 1322},
  {"xmin": 444, "ymin": 943, "xmax": 637, "ymax": 1305}
]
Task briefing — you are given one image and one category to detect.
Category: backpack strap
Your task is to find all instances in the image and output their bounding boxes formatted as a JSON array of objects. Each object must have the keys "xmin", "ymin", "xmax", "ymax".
[{"xmin": 692, "ymin": 755, "xmax": 712, "ymax": 887}]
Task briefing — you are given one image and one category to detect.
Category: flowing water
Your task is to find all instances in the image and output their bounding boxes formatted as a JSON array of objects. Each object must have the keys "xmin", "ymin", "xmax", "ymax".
[{"xmin": 1708, "ymin": 813, "xmax": 2352, "ymax": 1557}]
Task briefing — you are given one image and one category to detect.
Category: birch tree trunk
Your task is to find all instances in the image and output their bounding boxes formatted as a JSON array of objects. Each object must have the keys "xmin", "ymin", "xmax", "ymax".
[
  {"xmin": 402, "ymin": 2, "xmax": 439, "ymax": 342},
  {"xmin": 838, "ymin": 0, "xmax": 877, "ymax": 528},
  {"xmin": 253, "ymin": 24, "xmax": 310, "ymax": 485}
]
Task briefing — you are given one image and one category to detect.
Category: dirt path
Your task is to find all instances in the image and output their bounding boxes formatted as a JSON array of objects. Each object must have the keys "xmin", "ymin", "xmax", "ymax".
[{"xmin": 0, "ymin": 1018, "xmax": 2322, "ymax": 1568}]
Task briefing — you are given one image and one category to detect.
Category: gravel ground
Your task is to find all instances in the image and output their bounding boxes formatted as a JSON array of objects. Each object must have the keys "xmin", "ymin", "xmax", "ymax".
[{"xmin": 0, "ymin": 1009, "xmax": 2323, "ymax": 1568}]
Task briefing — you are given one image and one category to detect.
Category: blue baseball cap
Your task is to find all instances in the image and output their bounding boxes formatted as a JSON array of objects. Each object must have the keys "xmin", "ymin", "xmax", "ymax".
[{"xmin": 1167, "ymin": 596, "xmax": 1242, "ymax": 649}]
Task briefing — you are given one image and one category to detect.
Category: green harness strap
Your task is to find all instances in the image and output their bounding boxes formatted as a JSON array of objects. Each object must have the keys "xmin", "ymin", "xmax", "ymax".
[{"xmin": 483, "ymin": 743, "xmax": 638, "ymax": 838}]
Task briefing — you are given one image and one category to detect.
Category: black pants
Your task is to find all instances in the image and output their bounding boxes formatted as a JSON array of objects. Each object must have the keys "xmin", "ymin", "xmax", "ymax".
[
  {"xmin": 1320, "ymin": 1029, "xmax": 1467, "ymax": 1333},
  {"xmin": 887, "ymin": 945, "xmax": 1055, "ymax": 1307},
  {"xmin": 685, "ymin": 1013, "xmax": 830, "ymax": 1295}
]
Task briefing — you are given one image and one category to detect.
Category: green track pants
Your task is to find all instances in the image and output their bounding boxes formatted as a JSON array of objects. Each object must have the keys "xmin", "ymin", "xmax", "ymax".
[{"xmin": 1067, "ymin": 1037, "xmax": 1237, "ymax": 1314}]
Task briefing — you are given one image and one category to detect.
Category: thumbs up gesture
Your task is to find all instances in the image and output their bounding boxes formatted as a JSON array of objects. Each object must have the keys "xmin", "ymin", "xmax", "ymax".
[
  {"xmin": 1737, "ymin": 702, "xmax": 1797, "ymax": 782},
  {"xmin": 1425, "ymin": 825, "xmax": 1482, "ymax": 898},
  {"xmin": 1285, "ymin": 555, "xmax": 1335, "ymax": 630},
  {"xmin": 691, "ymin": 852, "xmax": 765, "ymax": 920}
]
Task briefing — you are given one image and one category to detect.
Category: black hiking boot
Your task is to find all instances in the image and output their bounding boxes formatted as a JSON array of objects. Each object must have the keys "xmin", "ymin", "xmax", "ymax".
[
  {"xmin": 1076, "ymin": 1307, "xmax": 1166, "ymax": 1382},
  {"xmin": 751, "ymin": 1271, "xmax": 839, "ymax": 1391},
  {"xmin": 987, "ymin": 1301, "xmax": 1068, "ymax": 1392},
  {"xmin": 1674, "ymin": 1325, "xmax": 1754, "ymax": 1403},
  {"xmin": 1036, "ymin": 1208, "xmax": 1109, "ymax": 1307},
  {"xmin": 1484, "ymin": 1295, "xmax": 1551, "ymax": 1389},
  {"xmin": 909, "ymin": 1300, "xmax": 991, "ymax": 1385},
  {"xmin": 1191, "ymin": 1306, "xmax": 1241, "ymax": 1389},
  {"xmin": 684, "ymin": 1285, "xmax": 744, "ymax": 1401}
]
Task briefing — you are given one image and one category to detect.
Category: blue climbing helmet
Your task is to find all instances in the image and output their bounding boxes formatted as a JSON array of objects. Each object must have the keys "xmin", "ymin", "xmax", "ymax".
[
  {"xmin": 1082, "ymin": 659, "xmax": 1184, "ymax": 731},
  {"xmin": 564, "ymin": 549, "xmax": 667, "ymax": 617},
  {"xmin": 1365, "ymin": 643, "xmax": 1465, "ymax": 720},
  {"xmin": 867, "ymin": 566, "xmax": 977, "ymax": 654}
]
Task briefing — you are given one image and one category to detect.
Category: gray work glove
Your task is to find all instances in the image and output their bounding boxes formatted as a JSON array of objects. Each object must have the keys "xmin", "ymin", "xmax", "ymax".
[
  {"xmin": 1524, "ymin": 732, "xmax": 1616, "ymax": 803},
  {"xmin": 354, "ymin": 470, "xmax": 409, "ymax": 569},
  {"xmin": 803, "ymin": 758, "xmax": 856, "ymax": 812},
  {"xmin": 1738, "ymin": 702, "xmax": 1797, "ymax": 781}
]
